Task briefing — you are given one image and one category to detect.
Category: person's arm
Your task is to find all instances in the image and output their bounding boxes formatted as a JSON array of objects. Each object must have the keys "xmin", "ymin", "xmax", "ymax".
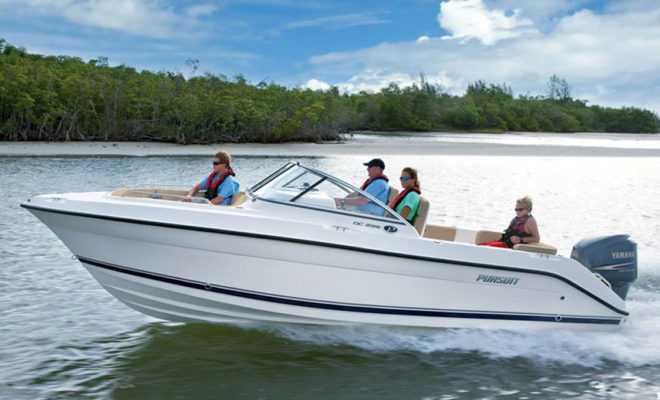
[
  {"xmin": 335, "ymin": 196, "xmax": 366, "ymax": 207},
  {"xmin": 335, "ymin": 189, "xmax": 373, "ymax": 208},
  {"xmin": 523, "ymin": 218, "xmax": 540, "ymax": 244},
  {"xmin": 212, "ymin": 178, "xmax": 236, "ymax": 205},
  {"xmin": 396, "ymin": 193, "xmax": 419, "ymax": 222},
  {"xmin": 210, "ymin": 195, "xmax": 226, "ymax": 205},
  {"xmin": 513, "ymin": 218, "xmax": 540, "ymax": 244},
  {"xmin": 183, "ymin": 183, "xmax": 202, "ymax": 202},
  {"xmin": 355, "ymin": 181, "xmax": 386, "ymax": 206}
]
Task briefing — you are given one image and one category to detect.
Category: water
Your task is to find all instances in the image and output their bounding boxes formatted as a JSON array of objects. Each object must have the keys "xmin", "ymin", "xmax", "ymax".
[
  {"xmin": 346, "ymin": 131, "xmax": 660, "ymax": 150},
  {"xmin": 2, "ymin": 133, "xmax": 660, "ymax": 399}
]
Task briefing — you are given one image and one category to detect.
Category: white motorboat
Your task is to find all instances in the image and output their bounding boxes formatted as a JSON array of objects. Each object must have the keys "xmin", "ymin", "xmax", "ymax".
[{"xmin": 21, "ymin": 162, "xmax": 637, "ymax": 330}]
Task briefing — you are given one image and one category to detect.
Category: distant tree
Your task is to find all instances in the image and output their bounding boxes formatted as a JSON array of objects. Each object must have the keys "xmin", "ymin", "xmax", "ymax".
[
  {"xmin": 88, "ymin": 56, "xmax": 109, "ymax": 67},
  {"xmin": 185, "ymin": 58, "xmax": 200, "ymax": 76},
  {"xmin": 547, "ymin": 75, "xmax": 571, "ymax": 102}
]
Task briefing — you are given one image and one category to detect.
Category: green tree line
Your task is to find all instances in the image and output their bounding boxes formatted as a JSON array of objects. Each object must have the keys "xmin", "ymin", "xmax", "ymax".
[{"xmin": 1, "ymin": 39, "xmax": 658, "ymax": 143}]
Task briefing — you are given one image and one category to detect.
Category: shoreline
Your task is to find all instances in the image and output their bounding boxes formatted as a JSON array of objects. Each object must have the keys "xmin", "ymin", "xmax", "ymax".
[{"xmin": 1, "ymin": 139, "xmax": 660, "ymax": 157}]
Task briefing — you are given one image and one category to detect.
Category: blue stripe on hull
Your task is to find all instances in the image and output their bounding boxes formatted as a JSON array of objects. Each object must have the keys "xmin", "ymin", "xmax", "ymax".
[{"xmin": 78, "ymin": 257, "xmax": 622, "ymax": 326}]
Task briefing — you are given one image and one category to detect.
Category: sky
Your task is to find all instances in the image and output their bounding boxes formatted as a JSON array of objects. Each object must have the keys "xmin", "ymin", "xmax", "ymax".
[{"xmin": 1, "ymin": 0, "xmax": 659, "ymax": 113}]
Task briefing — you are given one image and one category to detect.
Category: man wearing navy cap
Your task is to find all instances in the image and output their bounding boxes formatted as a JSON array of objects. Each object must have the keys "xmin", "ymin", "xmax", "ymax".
[{"xmin": 335, "ymin": 158, "xmax": 390, "ymax": 215}]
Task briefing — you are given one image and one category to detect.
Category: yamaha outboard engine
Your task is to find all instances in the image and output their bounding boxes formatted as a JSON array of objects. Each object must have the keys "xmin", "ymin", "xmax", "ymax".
[{"xmin": 571, "ymin": 234, "xmax": 637, "ymax": 300}]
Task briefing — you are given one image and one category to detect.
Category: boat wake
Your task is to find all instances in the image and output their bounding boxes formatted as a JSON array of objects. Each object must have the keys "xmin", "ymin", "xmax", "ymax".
[{"xmin": 256, "ymin": 278, "xmax": 660, "ymax": 368}]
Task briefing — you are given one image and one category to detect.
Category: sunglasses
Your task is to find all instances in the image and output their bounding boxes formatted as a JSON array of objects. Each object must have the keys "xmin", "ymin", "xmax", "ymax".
[
  {"xmin": 212, "ymin": 161, "xmax": 221, "ymax": 166},
  {"xmin": 514, "ymin": 207, "xmax": 526, "ymax": 211},
  {"xmin": 400, "ymin": 176, "xmax": 411, "ymax": 181}
]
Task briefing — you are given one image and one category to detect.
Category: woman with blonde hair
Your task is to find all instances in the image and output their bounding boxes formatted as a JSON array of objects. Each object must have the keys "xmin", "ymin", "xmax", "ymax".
[
  {"xmin": 479, "ymin": 196, "xmax": 540, "ymax": 248},
  {"xmin": 390, "ymin": 167, "xmax": 421, "ymax": 223}
]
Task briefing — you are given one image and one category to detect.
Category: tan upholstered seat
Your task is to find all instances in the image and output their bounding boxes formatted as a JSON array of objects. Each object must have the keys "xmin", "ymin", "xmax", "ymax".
[
  {"xmin": 475, "ymin": 230, "xmax": 503, "ymax": 244},
  {"xmin": 412, "ymin": 196, "xmax": 430, "ymax": 235},
  {"xmin": 383, "ymin": 185, "xmax": 400, "ymax": 216},
  {"xmin": 513, "ymin": 243, "xmax": 558, "ymax": 255},
  {"xmin": 423, "ymin": 224, "xmax": 457, "ymax": 241},
  {"xmin": 475, "ymin": 229, "xmax": 558, "ymax": 255},
  {"xmin": 229, "ymin": 191, "xmax": 247, "ymax": 206},
  {"xmin": 387, "ymin": 185, "xmax": 399, "ymax": 205}
]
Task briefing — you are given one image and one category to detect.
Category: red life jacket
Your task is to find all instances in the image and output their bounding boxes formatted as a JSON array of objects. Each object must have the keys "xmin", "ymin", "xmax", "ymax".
[
  {"xmin": 360, "ymin": 174, "xmax": 389, "ymax": 190},
  {"xmin": 389, "ymin": 186, "xmax": 421, "ymax": 211},
  {"xmin": 204, "ymin": 168, "xmax": 235, "ymax": 200}
]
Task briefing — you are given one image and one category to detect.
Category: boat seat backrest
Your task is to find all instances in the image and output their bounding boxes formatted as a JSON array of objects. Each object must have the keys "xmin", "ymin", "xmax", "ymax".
[
  {"xmin": 229, "ymin": 191, "xmax": 247, "ymax": 206},
  {"xmin": 413, "ymin": 196, "xmax": 430, "ymax": 235},
  {"xmin": 475, "ymin": 230, "xmax": 503, "ymax": 244},
  {"xmin": 383, "ymin": 185, "xmax": 400, "ymax": 216},
  {"xmin": 423, "ymin": 224, "xmax": 457, "ymax": 241},
  {"xmin": 387, "ymin": 185, "xmax": 399, "ymax": 205}
]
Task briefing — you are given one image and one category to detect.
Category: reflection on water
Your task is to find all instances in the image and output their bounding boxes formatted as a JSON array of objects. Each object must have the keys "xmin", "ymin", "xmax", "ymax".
[
  {"xmin": 22, "ymin": 323, "xmax": 660, "ymax": 399},
  {"xmin": 2, "ymin": 135, "xmax": 660, "ymax": 399}
]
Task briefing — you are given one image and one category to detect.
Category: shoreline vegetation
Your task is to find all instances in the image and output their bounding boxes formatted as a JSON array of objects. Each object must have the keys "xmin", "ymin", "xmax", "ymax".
[{"xmin": 1, "ymin": 39, "xmax": 659, "ymax": 145}]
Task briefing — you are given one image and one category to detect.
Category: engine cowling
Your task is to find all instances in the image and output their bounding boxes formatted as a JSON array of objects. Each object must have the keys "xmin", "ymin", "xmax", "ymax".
[{"xmin": 571, "ymin": 234, "xmax": 637, "ymax": 300}]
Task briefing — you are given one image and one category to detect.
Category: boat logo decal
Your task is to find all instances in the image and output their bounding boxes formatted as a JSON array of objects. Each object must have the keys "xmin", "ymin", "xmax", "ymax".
[
  {"xmin": 383, "ymin": 225, "xmax": 398, "ymax": 233},
  {"xmin": 611, "ymin": 251, "xmax": 635, "ymax": 259},
  {"xmin": 353, "ymin": 221, "xmax": 382, "ymax": 230},
  {"xmin": 476, "ymin": 274, "xmax": 520, "ymax": 285}
]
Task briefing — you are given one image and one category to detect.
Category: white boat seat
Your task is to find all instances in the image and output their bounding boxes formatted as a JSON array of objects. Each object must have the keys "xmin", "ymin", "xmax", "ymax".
[
  {"xmin": 412, "ymin": 196, "xmax": 430, "ymax": 235},
  {"xmin": 423, "ymin": 224, "xmax": 456, "ymax": 241}
]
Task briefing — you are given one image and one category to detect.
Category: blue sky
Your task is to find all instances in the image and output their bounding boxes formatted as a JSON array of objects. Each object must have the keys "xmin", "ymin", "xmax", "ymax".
[{"xmin": 1, "ymin": 0, "xmax": 659, "ymax": 113}]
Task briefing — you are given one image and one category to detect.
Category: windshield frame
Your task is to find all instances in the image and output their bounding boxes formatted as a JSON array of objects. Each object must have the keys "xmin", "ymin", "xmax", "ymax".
[{"xmin": 248, "ymin": 162, "xmax": 408, "ymax": 225}]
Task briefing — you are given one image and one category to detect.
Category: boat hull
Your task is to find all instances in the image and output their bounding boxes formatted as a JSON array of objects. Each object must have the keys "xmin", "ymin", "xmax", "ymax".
[{"xmin": 27, "ymin": 204, "xmax": 627, "ymax": 330}]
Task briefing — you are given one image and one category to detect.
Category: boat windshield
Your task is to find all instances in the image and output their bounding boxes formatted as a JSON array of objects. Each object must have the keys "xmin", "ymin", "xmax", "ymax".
[{"xmin": 251, "ymin": 164, "xmax": 400, "ymax": 220}]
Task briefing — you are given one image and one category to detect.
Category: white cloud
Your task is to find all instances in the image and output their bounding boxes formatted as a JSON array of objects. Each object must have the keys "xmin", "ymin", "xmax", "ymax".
[
  {"xmin": 417, "ymin": 35, "xmax": 430, "ymax": 43},
  {"xmin": 303, "ymin": 78, "xmax": 331, "ymax": 91},
  {"xmin": 281, "ymin": 13, "xmax": 388, "ymax": 30},
  {"xmin": 439, "ymin": 0, "xmax": 537, "ymax": 45},
  {"xmin": 186, "ymin": 3, "xmax": 219, "ymax": 17},
  {"xmin": 307, "ymin": 4, "xmax": 660, "ymax": 113},
  {"xmin": 486, "ymin": 0, "xmax": 592, "ymax": 30},
  {"xmin": 333, "ymin": 69, "xmax": 462, "ymax": 94},
  {"xmin": 7, "ymin": 0, "xmax": 207, "ymax": 39}
]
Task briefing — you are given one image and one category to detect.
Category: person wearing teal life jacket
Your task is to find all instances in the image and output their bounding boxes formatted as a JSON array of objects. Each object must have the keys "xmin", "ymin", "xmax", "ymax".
[
  {"xmin": 183, "ymin": 151, "xmax": 239, "ymax": 205},
  {"xmin": 390, "ymin": 167, "xmax": 421, "ymax": 223}
]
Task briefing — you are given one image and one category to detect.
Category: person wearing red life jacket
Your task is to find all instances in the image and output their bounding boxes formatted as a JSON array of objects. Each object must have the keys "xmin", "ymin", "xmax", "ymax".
[
  {"xmin": 334, "ymin": 158, "xmax": 390, "ymax": 215},
  {"xmin": 183, "ymin": 151, "xmax": 239, "ymax": 205},
  {"xmin": 390, "ymin": 167, "xmax": 421, "ymax": 223},
  {"xmin": 479, "ymin": 196, "xmax": 540, "ymax": 248}
]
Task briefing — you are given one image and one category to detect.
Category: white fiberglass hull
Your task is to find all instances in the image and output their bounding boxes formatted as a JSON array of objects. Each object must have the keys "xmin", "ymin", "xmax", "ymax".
[{"xmin": 23, "ymin": 192, "xmax": 629, "ymax": 330}]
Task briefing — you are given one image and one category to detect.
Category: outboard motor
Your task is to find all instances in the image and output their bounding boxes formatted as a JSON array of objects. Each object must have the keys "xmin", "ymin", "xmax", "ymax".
[{"xmin": 571, "ymin": 234, "xmax": 637, "ymax": 300}]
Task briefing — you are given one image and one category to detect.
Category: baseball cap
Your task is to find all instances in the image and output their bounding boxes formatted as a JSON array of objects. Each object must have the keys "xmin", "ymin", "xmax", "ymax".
[{"xmin": 363, "ymin": 158, "xmax": 385, "ymax": 169}]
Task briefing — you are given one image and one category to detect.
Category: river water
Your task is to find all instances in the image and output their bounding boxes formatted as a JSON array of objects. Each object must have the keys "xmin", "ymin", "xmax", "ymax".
[{"xmin": 2, "ymin": 133, "xmax": 660, "ymax": 399}]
